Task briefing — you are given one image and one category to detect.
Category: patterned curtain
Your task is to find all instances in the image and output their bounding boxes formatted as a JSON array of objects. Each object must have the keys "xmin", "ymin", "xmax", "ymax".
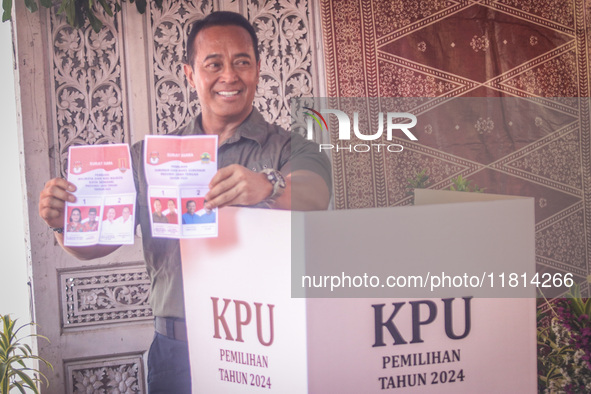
[{"xmin": 320, "ymin": 0, "xmax": 590, "ymax": 296}]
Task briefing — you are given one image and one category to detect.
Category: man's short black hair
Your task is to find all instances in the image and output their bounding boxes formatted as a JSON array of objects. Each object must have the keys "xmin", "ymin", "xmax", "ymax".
[
  {"xmin": 185, "ymin": 11, "xmax": 259, "ymax": 66},
  {"xmin": 88, "ymin": 208, "xmax": 97, "ymax": 214},
  {"xmin": 186, "ymin": 200, "xmax": 196, "ymax": 208}
]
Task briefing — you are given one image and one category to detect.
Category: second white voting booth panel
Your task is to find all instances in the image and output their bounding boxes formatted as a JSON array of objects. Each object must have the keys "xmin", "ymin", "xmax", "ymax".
[{"xmin": 180, "ymin": 191, "xmax": 537, "ymax": 393}]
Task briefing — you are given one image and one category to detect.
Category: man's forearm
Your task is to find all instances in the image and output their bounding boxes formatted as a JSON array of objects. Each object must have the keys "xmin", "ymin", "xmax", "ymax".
[
  {"xmin": 273, "ymin": 170, "xmax": 330, "ymax": 211},
  {"xmin": 54, "ymin": 232, "xmax": 121, "ymax": 260}
]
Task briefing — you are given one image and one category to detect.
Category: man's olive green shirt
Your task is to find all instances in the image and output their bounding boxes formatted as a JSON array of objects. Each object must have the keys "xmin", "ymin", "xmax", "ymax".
[{"xmin": 131, "ymin": 108, "xmax": 332, "ymax": 318}]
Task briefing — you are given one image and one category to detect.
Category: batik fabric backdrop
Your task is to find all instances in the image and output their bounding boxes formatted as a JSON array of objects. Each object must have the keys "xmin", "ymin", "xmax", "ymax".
[{"xmin": 319, "ymin": 0, "xmax": 591, "ymax": 296}]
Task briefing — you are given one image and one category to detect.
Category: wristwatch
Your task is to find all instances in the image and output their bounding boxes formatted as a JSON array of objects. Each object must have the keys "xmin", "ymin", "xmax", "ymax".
[{"xmin": 261, "ymin": 168, "xmax": 286, "ymax": 204}]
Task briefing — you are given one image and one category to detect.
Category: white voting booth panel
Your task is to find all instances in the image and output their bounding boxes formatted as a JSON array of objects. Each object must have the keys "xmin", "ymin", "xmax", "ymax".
[{"xmin": 180, "ymin": 191, "xmax": 537, "ymax": 393}]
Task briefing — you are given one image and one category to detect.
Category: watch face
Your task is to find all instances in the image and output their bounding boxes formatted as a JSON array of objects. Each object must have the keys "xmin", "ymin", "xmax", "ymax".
[{"xmin": 264, "ymin": 169, "xmax": 286, "ymax": 188}]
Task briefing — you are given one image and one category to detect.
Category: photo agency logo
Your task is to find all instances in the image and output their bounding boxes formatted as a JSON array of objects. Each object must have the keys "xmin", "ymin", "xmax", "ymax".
[{"xmin": 303, "ymin": 106, "xmax": 418, "ymax": 153}]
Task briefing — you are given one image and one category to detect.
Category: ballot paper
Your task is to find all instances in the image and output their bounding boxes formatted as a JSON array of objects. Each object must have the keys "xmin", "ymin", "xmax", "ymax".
[
  {"xmin": 144, "ymin": 135, "xmax": 218, "ymax": 238},
  {"xmin": 64, "ymin": 144, "xmax": 136, "ymax": 246}
]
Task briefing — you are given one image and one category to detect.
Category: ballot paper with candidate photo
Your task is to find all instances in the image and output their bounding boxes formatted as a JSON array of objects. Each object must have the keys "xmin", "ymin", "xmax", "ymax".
[
  {"xmin": 144, "ymin": 135, "xmax": 218, "ymax": 239},
  {"xmin": 64, "ymin": 144, "xmax": 136, "ymax": 246}
]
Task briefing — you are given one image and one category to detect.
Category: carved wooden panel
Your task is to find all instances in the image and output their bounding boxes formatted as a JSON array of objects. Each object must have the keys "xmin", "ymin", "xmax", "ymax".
[
  {"xmin": 65, "ymin": 354, "xmax": 145, "ymax": 394},
  {"xmin": 247, "ymin": 0, "xmax": 315, "ymax": 130},
  {"xmin": 60, "ymin": 265, "xmax": 152, "ymax": 328},
  {"xmin": 50, "ymin": 8, "xmax": 128, "ymax": 177},
  {"xmin": 149, "ymin": 0, "xmax": 213, "ymax": 134}
]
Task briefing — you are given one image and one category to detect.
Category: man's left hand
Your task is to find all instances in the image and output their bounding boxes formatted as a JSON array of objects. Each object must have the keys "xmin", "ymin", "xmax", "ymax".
[{"xmin": 205, "ymin": 164, "xmax": 272, "ymax": 210}]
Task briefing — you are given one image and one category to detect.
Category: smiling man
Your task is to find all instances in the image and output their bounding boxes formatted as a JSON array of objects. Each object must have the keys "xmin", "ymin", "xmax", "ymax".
[
  {"xmin": 182, "ymin": 199, "xmax": 216, "ymax": 225},
  {"xmin": 181, "ymin": 13, "xmax": 331, "ymax": 212},
  {"xmin": 82, "ymin": 207, "xmax": 98, "ymax": 232},
  {"xmin": 181, "ymin": 200, "xmax": 197, "ymax": 224},
  {"xmin": 38, "ymin": 11, "xmax": 331, "ymax": 394},
  {"xmin": 151, "ymin": 199, "xmax": 168, "ymax": 224},
  {"xmin": 166, "ymin": 199, "xmax": 178, "ymax": 224}
]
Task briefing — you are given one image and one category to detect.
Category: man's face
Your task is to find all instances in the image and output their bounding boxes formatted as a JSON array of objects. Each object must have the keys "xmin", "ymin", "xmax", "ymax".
[
  {"xmin": 107, "ymin": 208, "xmax": 116, "ymax": 221},
  {"xmin": 187, "ymin": 201, "xmax": 196, "ymax": 214},
  {"xmin": 168, "ymin": 200, "xmax": 176, "ymax": 213},
  {"xmin": 184, "ymin": 25, "xmax": 260, "ymax": 127},
  {"xmin": 88, "ymin": 211, "xmax": 96, "ymax": 222},
  {"xmin": 122, "ymin": 207, "xmax": 130, "ymax": 221},
  {"xmin": 154, "ymin": 200, "xmax": 162, "ymax": 213}
]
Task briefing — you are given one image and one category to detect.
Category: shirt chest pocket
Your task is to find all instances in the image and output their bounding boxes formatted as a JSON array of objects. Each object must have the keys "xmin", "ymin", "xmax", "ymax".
[{"xmin": 247, "ymin": 159, "xmax": 274, "ymax": 173}]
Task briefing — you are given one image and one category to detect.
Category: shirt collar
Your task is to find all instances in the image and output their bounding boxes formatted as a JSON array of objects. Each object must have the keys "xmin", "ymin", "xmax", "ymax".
[{"xmin": 181, "ymin": 108, "xmax": 269, "ymax": 147}]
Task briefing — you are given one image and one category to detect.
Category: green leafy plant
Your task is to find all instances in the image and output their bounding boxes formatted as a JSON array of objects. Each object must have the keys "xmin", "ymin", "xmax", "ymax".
[
  {"xmin": 406, "ymin": 169, "xmax": 431, "ymax": 196},
  {"xmin": 406, "ymin": 169, "xmax": 432, "ymax": 204},
  {"xmin": 537, "ymin": 285, "xmax": 591, "ymax": 393},
  {"xmin": 0, "ymin": 315, "xmax": 52, "ymax": 394},
  {"xmin": 2, "ymin": 0, "xmax": 163, "ymax": 32},
  {"xmin": 448, "ymin": 175, "xmax": 484, "ymax": 193}
]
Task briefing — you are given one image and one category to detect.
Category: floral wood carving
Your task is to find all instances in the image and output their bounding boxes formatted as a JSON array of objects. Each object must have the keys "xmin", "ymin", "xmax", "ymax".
[
  {"xmin": 247, "ymin": 0, "xmax": 315, "ymax": 132},
  {"xmin": 150, "ymin": 0, "xmax": 213, "ymax": 134},
  {"xmin": 66, "ymin": 355, "xmax": 144, "ymax": 394},
  {"xmin": 60, "ymin": 266, "xmax": 152, "ymax": 328},
  {"xmin": 51, "ymin": 8, "xmax": 126, "ymax": 177},
  {"xmin": 50, "ymin": 0, "xmax": 317, "ymax": 168}
]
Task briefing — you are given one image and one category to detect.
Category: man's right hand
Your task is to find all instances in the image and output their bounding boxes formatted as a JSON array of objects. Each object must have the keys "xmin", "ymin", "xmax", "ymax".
[
  {"xmin": 38, "ymin": 178, "xmax": 122, "ymax": 260},
  {"xmin": 39, "ymin": 178, "xmax": 77, "ymax": 229}
]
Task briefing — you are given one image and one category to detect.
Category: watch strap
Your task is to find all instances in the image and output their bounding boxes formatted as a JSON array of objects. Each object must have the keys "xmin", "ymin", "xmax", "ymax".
[{"xmin": 261, "ymin": 168, "xmax": 286, "ymax": 204}]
